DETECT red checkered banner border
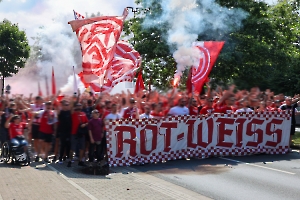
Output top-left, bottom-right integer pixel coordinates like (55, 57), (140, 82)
(106, 111), (291, 167)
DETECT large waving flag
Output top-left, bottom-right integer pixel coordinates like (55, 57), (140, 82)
(68, 9), (129, 86)
(69, 9), (141, 92)
(192, 41), (225, 95)
(78, 40), (141, 92)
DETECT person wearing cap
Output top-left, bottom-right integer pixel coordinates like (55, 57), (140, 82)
(122, 98), (139, 119)
(88, 109), (104, 166)
(69, 103), (89, 167)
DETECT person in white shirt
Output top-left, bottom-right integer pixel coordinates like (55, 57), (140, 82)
(139, 105), (154, 119)
(168, 98), (189, 116)
(105, 104), (121, 120)
(235, 99), (253, 113)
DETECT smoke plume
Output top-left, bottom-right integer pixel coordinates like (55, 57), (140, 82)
(7, 14), (84, 96)
(142, 0), (248, 79)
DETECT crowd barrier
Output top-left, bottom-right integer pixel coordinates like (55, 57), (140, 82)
(106, 111), (291, 167)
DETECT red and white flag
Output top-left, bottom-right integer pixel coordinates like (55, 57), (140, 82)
(69, 9), (128, 86)
(192, 41), (225, 95)
(134, 71), (145, 95)
(51, 66), (56, 95)
(69, 8), (140, 92)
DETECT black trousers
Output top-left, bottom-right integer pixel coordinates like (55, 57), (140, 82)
(59, 134), (71, 160)
(88, 142), (103, 162)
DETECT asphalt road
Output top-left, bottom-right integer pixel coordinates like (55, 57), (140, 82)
(132, 150), (300, 200)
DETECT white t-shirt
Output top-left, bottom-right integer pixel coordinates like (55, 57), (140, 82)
(235, 108), (254, 113)
(105, 113), (121, 120)
(139, 113), (154, 119)
(30, 103), (45, 123)
(168, 106), (189, 116)
(30, 103), (45, 111)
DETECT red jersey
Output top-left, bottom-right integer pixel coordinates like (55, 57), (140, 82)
(150, 111), (164, 119)
(39, 111), (55, 134)
(215, 105), (234, 114)
(189, 106), (199, 115)
(102, 109), (111, 120)
(71, 112), (88, 135)
(123, 107), (138, 119)
(200, 106), (214, 115)
(9, 123), (26, 139)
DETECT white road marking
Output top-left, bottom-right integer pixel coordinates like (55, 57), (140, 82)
(46, 165), (98, 200)
(219, 157), (295, 175)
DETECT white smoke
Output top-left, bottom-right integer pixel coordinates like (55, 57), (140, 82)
(142, 0), (248, 79)
(7, 14), (82, 96)
(60, 74), (85, 95)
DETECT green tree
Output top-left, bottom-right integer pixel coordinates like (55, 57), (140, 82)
(0, 19), (30, 93)
(123, 1), (176, 91)
(124, 0), (300, 94)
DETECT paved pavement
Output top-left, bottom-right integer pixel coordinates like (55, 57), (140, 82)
(0, 159), (210, 200)
(1, 149), (300, 199)
(131, 150), (300, 200)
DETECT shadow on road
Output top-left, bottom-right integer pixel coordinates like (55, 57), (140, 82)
(130, 151), (300, 175)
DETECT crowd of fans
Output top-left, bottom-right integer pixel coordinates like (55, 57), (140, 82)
(0, 84), (299, 167)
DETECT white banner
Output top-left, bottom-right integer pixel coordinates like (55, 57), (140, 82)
(106, 112), (291, 167)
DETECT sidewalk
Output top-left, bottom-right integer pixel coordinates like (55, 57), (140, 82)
(0, 160), (210, 200)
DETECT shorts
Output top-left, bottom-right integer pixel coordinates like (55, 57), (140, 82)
(71, 135), (85, 151)
(40, 132), (53, 143)
(290, 124), (296, 135)
(32, 124), (41, 139)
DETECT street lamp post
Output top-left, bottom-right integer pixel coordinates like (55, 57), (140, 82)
(126, 7), (151, 45)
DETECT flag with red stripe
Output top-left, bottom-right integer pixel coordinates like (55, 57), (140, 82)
(192, 41), (225, 95)
(69, 9), (128, 88)
(134, 71), (145, 95)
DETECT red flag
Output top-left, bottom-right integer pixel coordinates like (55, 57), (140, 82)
(192, 41), (225, 95)
(38, 82), (43, 96)
(134, 71), (145, 94)
(52, 67), (56, 95)
(77, 41), (141, 92)
(45, 76), (49, 97)
(186, 68), (193, 95)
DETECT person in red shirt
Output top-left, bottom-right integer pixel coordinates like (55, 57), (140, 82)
(189, 98), (200, 115)
(39, 102), (57, 163)
(200, 98), (214, 115)
(122, 98), (139, 119)
(215, 96), (236, 114)
(68, 103), (89, 167)
(5, 115), (28, 152)
(5, 115), (27, 140)
(150, 102), (164, 119)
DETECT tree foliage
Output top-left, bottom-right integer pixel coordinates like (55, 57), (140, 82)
(124, 0), (300, 94)
(0, 19), (30, 78)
